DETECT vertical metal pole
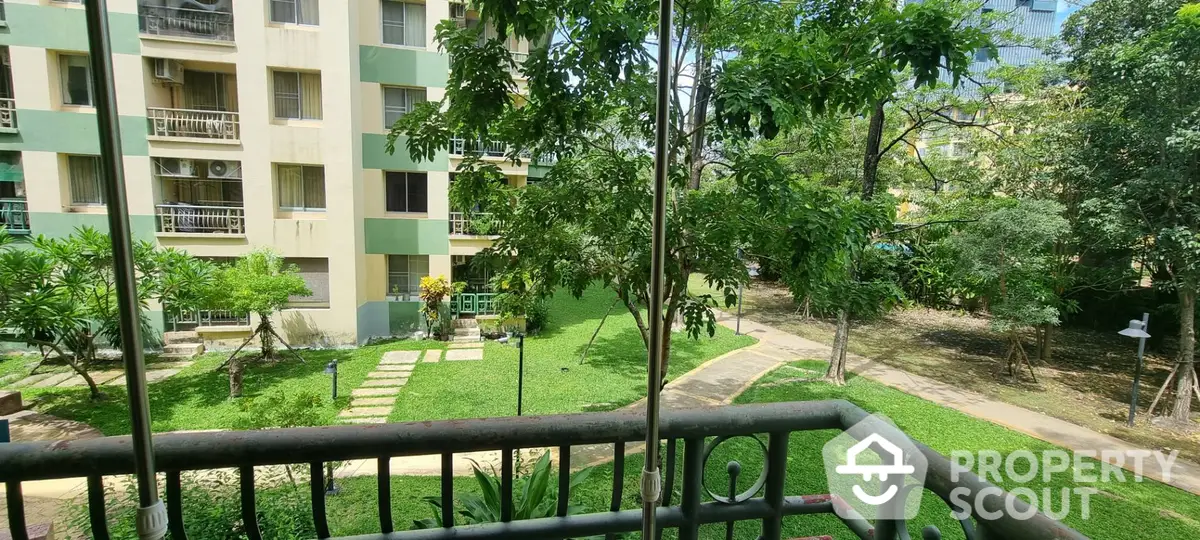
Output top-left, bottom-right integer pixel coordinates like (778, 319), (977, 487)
(82, 2), (166, 538)
(332, 361), (338, 400)
(736, 281), (743, 336)
(517, 334), (524, 417)
(642, 0), (673, 536)
(1128, 313), (1149, 426)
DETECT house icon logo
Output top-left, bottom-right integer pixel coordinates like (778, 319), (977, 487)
(835, 433), (916, 505)
(822, 414), (928, 520)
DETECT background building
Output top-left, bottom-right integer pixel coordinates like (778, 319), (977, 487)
(0, 0), (537, 346)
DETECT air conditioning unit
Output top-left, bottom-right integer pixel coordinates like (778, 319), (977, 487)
(206, 160), (240, 180)
(152, 58), (184, 85)
(158, 158), (196, 178)
(450, 2), (467, 21)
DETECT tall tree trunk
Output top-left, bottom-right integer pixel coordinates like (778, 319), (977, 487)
(1039, 324), (1054, 363)
(1171, 287), (1196, 422)
(860, 100), (886, 201)
(258, 316), (276, 359)
(688, 45), (712, 190)
(825, 310), (850, 385)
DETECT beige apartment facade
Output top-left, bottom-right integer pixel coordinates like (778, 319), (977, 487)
(0, 0), (540, 346)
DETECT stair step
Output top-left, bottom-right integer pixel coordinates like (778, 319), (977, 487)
(161, 342), (204, 359)
(163, 331), (201, 344)
(453, 319), (479, 328)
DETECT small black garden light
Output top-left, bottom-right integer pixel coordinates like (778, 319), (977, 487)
(1118, 313), (1150, 427)
(324, 360), (338, 400)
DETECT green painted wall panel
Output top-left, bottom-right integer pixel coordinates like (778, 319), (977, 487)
(359, 45), (448, 87)
(356, 302), (389, 344)
(0, 4), (140, 54)
(387, 301), (421, 335)
(0, 111), (148, 156)
(361, 134), (448, 171)
(29, 212), (156, 241)
(363, 218), (449, 255)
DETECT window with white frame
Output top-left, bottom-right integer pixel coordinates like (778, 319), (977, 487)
(67, 155), (103, 205)
(273, 70), (322, 120)
(385, 171), (428, 213)
(381, 0), (426, 47)
(382, 86), (426, 128)
(60, 54), (93, 106)
(271, 0), (320, 25)
(386, 255), (429, 299)
(276, 164), (326, 211)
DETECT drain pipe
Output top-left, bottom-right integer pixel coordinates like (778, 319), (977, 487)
(82, 1), (167, 538)
(641, 0), (674, 537)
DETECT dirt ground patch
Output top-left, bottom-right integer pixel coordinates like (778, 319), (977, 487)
(692, 275), (1200, 462)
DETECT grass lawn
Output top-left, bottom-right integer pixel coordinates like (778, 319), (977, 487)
(317, 361), (1199, 540)
(8, 286), (753, 434)
(19, 340), (443, 435)
(389, 287), (756, 421)
(689, 274), (1200, 464)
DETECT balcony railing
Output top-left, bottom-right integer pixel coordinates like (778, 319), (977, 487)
(0, 197), (28, 235)
(0, 98), (17, 132)
(449, 211), (497, 235)
(138, 4), (235, 42)
(155, 203), (245, 235)
(166, 308), (250, 331)
(449, 137), (534, 159)
(0, 401), (1081, 540)
(452, 292), (497, 315)
(148, 108), (239, 140)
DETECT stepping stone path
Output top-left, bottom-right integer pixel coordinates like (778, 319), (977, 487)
(423, 350), (442, 363)
(445, 348), (484, 362)
(448, 342), (485, 350)
(8, 362), (193, 390)
(339, 350), (420, 424)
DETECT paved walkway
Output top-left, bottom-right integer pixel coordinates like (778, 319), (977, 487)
(709, 309), (1200, 496)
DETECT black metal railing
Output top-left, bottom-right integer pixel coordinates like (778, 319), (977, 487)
(0, 401), (1082, 540)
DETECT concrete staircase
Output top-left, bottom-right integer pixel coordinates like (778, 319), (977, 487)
(451, 318), (480, 342)
(162, 331), (204, 360)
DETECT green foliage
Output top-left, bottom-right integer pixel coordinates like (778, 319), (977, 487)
(947, 199), (1070, 331)
(215, 249), (310, 319)
(414, 452), (595, 532)
(66, 469), (314, 540)
(419, 275), (457, 337)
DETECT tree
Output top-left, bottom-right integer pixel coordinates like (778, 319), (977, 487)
(213, 249), (310, 397)
(0, 227), (215, 400)
(1064, 0), (1200, 422)
(418, 275), (460, 338)
(391, 0), (989, 385)
(947, 199), (1070, 381)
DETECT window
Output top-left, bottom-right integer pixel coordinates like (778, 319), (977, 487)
(60, 55), (93, 106)
(385, 171), (428, 213)
(974, 48), (990, 62)
(381, 0), (426, 47)
(68, 155), (103, 205)
(183, 71), (231, 111)
(286, 258), (330, 307)
(273, 71), (322, 120)
(386, 255), (429, 298)
(1030, 0), (1056, 12)
(271, 0), (320, 25)
(1016, 0), (1032, 7)
(277, 164), (326, 211)
(383, 87), (426, 128)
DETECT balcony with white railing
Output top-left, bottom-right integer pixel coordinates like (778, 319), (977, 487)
(138, 3), (235, 42)
(449, 136), (534, 160)
(0, 197), (28, 235)
(0, 98), (16, 133)
(449, 211), (498, 236)
(147, 108), (239, 141)
(156, 204), (245, 235)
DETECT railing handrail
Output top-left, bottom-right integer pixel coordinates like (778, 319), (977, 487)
(156, 202), (243, 211)
(0, 97), (14, 108)
(0, 401), (1083, 540)
(147, 106), (238, 116)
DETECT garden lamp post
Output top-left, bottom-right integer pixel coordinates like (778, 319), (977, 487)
(499, 333), (527, 416)
(1118, 313), (1151, 427)
(324, 360), (338, 400)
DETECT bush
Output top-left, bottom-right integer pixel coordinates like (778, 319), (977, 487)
(525, 298), (550, 334)
(66, 469), (315, 540)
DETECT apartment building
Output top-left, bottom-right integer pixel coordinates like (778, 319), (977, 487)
(0, 0), (539, 346)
